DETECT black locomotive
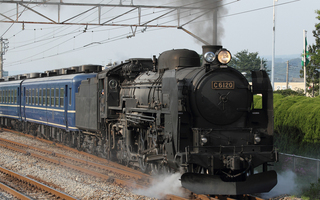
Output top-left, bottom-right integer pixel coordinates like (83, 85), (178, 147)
(0, 45), (278, 195)
(76, 45), (278, 195)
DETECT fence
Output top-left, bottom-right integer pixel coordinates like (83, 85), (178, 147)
(272, 152), (320, 184)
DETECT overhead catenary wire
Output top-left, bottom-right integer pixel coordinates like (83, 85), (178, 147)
(5, 25), (171, 67)
(5, 28), (150, 66)
(3, 0), (239, 67)
(3, 1), (211, 55)
(2, 0), (116, 45)
(220, 0), (300, 18)
(2, 0), (186, 54)
(2, 0), (302, 68)
(4, 0), (129, 54)
(0, 0), (35, 38)
(2, 0), (220, 47)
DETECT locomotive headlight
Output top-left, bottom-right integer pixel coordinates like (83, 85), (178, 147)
(201, 136), (208, 144)
(217, 49), (232, 64)
(254, 134), (261, 144)
(204, 52), (215, 63)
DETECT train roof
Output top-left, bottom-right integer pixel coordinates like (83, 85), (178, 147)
(0, 79), (22, 86)
(0, 73), (98, 87)
(21, 73), (97, 84)
(0, 65), (102, 86)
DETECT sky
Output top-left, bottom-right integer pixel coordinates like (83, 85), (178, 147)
(0, 0), (319, 76)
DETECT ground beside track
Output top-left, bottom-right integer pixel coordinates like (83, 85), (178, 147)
(0, 130), (167, 199)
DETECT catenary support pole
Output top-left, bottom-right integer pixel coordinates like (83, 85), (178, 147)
(0, 38), (3, 79)
(286, 61), (289, 89)
(271, 0), (277, 90)
(304, 30), (307, 95)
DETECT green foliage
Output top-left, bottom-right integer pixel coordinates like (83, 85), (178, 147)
(199, 54), (203, 65)
(300, 10), (320, 97)
(273, 89), (304, 97)
(273, 94), (320, 157)
(253, 95), (262, 109)
(301, 179), (320, 199)
(229, 50), (268, 81)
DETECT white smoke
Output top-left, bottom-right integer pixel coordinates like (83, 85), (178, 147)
(261, 170), (298, 199)
(133, 173), (185, 199)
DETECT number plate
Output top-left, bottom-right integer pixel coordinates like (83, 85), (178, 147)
(212, 81), (235, 89)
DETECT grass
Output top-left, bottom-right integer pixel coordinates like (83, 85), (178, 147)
(269, 91), (320, 198)
(301, 179), (320, 199)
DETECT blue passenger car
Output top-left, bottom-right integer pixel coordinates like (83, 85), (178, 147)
(0, 80), (22, 126)
(21, 73), (97, 132)
(0, 65), (103, 152)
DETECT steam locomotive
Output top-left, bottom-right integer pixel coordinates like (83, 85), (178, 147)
(0, 45), (278, 195)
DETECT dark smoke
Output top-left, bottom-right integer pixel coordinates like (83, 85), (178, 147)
(138, 0), (226, 45)
(176, 0), (226, 45)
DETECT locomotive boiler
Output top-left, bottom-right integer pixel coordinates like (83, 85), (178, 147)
(76, 45), (278, 195)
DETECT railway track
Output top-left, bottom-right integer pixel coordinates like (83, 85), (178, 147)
(0, 137), (146, 188)
(0, 181), (32, 200)
(0, 128), (267, 200)
(0, 165), (77, 200)
(0, 137), (146, 182)
(0, 128), (191, 199)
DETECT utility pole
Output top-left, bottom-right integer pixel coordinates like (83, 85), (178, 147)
(0, 38), (9, 79)
(260, 58), (265, 70)
(303, 30), (307, 95)
(271, 0), (278, 90)
(286, 61), (289, 89)
(213, 9), (218, 45)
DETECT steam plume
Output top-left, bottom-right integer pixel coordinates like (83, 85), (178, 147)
(261, 170), (298, 199)
(177, 0), (225, 45)
(133, 173), (185, 199)
(141, 0), (227, 45)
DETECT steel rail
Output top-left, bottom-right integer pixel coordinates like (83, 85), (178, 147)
(0, 129), (191, 199)
(0, 137), (144, 181)
(0, 141), (189, 200)
(2, 128), (148, 177)
(0, 165), (77, 200)
(213, 195), (265, 200)
(0, 182), (33, 200)
(0, 141), (143, 188)
(165, 194), (191, 200)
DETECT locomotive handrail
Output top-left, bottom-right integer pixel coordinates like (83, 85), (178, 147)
(108, 106), (122, 110)
(127, 119), (138, 124)
(137, 105), (150, 108)
(187, 145), (275, 155)
(126, 115), (155, 122)
(126, 113), (155, 120)
(193, 127), (253, 131)
(121, 83), (162, 87)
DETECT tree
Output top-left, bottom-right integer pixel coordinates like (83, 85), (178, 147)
(300, 10), (320, 97)
(228, 50), (268, 81)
